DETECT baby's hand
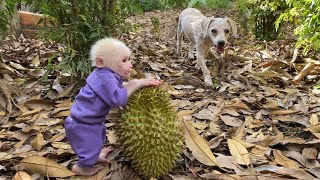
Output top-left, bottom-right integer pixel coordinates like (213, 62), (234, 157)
(141, 79), (162, 87)
(125, 79), (162, 98)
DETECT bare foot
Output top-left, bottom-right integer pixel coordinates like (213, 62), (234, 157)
(98, 146), (113, 163)
(72, 164), (104, 176)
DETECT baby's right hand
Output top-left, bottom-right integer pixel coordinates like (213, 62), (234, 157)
(125, 79), (162, 98)
(141, 79), (162, 87)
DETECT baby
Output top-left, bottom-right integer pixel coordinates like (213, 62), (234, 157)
(65, 37), (162, 176)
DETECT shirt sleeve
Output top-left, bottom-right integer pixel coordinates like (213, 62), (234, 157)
(86, 72), (128, 108)
(96, 76), (128, 108)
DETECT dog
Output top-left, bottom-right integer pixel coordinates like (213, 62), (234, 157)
(176, 8), (237, 85)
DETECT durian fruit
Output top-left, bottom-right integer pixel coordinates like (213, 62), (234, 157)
(116, 86), (184, 178)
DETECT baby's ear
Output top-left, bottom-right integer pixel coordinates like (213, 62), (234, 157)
(96, 57), (105, 68)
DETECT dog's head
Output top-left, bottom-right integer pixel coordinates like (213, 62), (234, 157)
(202, 17), (237, 54)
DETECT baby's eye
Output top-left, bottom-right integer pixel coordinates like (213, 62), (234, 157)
(122, 58), (128, 63)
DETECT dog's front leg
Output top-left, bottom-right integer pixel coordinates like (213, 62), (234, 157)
(188, 43), (195, 59)
(196, 46), (213, 86)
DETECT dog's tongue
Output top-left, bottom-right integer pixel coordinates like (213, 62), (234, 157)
(216, 46), (224, 54)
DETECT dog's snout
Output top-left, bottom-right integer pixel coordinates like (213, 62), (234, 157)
(217, 40), (225, 47)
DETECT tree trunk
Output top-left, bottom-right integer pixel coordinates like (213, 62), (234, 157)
(70, 0), (79, 19)
(108, 0), (116, 15)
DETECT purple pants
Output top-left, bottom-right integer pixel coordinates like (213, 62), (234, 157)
(65, 116), (106, 168)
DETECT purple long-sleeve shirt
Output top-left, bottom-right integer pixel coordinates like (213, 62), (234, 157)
(70, 68), (128, 124)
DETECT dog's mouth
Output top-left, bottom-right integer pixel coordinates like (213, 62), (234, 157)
(215, 46), (225, 54)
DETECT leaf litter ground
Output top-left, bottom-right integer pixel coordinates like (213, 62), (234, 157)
(1, 9), (320, 180)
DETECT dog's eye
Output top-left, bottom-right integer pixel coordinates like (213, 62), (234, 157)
(225, 29), (230, 34)
(211, 29), (217, 34)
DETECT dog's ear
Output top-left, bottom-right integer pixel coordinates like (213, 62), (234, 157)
(226, 18), (238, 38)
(201, 17), (215, 37)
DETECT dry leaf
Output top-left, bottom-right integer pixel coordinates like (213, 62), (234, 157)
(32, 55), (40, 67)
(304, 125), (320, 139)
(31, 132), (44, 151)
(10, 61), (28, 71)
(28, 69), (45, 78)
(302, 147), (317, 159)
(225, 100), (250, 110)
(227, 139), (251, 165)
(51, 142), (71, 150)
(292, 62), (315, 83)
(20, 156), (75, 177)
(199, 172), (240, 180)
(220, 115), (243, 127)
(182, 120), (218, 166)
(168, 174), (193, 180)
(276, 167), (316, 179)
(51, 110), (70, 117)
(24, 99), (54, 110)
(58, 83), (76, 98)
(177, 109), (196, 117)
(307, 167), (320, 178)
(270, 109), (300, 115)
(13, 171), (32, 180)
(190, 122), (208, 130)
(215, 154), (239, 170)
(263, 99), (278, 109)
(19, 108), (43, 118)
(283, 150), (320, 168)
(50, 133), (66, 142)
(310, 114), (319, 126)
(221, 108), (240, 116)
(273, 150), (300, 168)
(193, 109), (214, 120)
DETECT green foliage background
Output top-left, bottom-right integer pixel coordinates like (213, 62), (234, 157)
(276, 0), (320, 52)
(0, 0), (319, 81)
(236, 0), (288, 41)
(24, 0), (144, 80)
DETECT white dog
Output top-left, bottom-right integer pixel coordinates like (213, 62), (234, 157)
(176, 8), (237, 85)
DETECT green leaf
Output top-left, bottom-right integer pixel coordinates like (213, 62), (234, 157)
(89, 32), (99, 39)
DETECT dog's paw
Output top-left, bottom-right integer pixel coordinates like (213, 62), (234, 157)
(204, 77), (213, 86)
(204, 79), (213, 86)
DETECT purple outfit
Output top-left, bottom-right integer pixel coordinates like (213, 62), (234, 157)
(65, 68), (127, 168)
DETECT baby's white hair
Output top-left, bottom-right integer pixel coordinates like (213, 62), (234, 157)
(90, 37), (130, 67)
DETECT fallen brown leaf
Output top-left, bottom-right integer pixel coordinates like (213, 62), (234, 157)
(182, 120), (219, 166)
(20, 156), (75, 177)
(273, 150), (300, 168)
(13, 171), (32, 180)
(302, 147), (317, 160)
(227, 139), (251, 166)
(31, 132), (44, 151)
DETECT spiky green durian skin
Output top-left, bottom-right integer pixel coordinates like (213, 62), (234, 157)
(116, 87), (184, 178)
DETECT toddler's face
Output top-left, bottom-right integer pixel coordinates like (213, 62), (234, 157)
(112, 48), (132, 80)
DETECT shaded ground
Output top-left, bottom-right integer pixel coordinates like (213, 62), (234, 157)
(1, 8), (320, 180)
